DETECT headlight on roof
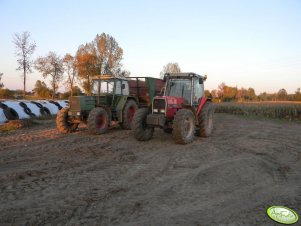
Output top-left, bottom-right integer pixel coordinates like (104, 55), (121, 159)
(153, 109), (158, 113)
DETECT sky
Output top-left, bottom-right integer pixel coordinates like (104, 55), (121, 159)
(0, 0), (300, 94)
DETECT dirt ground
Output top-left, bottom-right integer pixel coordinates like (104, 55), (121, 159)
(0, 114), (300, 226)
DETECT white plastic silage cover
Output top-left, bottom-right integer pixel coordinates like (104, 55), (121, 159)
(2, 101), (30, 119)
(37, 101), (59, 115)
(57, 100), (69, 108)
(0, 108), (7, 124)
(22, 101), (43, 117)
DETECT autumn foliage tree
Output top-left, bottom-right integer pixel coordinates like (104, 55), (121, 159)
(13, 31), (36, 96)
(0, 73), (4, 89)
(35, 52), (64, 99)
(160, 62), (181, 78)
(76, 43), (97, 95)
(76, 33), (126, 95)
(93, 33), (124, 75)
(33, 80), (50, 98)
(63, 53), (77, 97)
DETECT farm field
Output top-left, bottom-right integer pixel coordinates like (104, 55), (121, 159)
(0, 113), (300, 225)
(214, 102), (301, 121)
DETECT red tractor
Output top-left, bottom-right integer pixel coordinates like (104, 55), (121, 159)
(132, 72), (214, 144)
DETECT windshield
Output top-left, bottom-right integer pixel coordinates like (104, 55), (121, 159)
(91, 79), (114, 95)
(165, 79), (192, 103)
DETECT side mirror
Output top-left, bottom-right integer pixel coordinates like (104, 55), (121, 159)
(199, 78), (203, 84)
(121, 84), (125, 89)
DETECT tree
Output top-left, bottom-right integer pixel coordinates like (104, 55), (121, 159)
(204, 90), (211, 98)
(76, 33), (127, 94)
(236, 88), (248, 102)
(247, 88), (256, 101)
(63, 53), (77, 97)
(35, 52), (64, 99)
(76, 43), (97, 95)
(277, 88), (288, 101)
(13, 31), (36, 96)
(33, 80), (50, 98)
(93, 33), (124, 76)
(0, 73), (4, 88)
(294, 88), (301, 101)
(0, 89), (14, 98)
(160, 62), (181, 78)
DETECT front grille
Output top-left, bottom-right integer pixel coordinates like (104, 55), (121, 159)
(153, 98), (166, 109)
(69, 97), (81, 111)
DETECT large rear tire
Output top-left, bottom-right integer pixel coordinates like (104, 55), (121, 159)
(121, 100), (138, 130)
(172, 109), (195, 144)
(198, 102), (214, 137)
(56, 108), (79, 133)
(87, 107), (109, 135)
(132, 108), (154, 141)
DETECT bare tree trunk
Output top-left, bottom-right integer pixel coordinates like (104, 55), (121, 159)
(52, 80), (55, 99)
(23, 59), (26, 97)
(23, 68), (26, 97)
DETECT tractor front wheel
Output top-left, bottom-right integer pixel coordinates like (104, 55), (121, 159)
(132, 108), (154, 141)
(198, 102), (214, 137)
(87, 107), (109, 134)
(56, 108), (79, 133)
(121, 100), (138, 130)
(172, 109), (195, 144)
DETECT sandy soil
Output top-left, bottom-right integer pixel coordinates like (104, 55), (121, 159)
(0, 114), (300, 226)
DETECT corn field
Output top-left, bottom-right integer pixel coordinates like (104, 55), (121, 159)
(214, 102), (301, 121)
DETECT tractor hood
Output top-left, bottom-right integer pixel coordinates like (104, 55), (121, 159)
(153, 96), (185, 118)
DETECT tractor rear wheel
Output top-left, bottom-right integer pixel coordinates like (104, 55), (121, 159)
(132, 108), (154, 141)
(121, 100), (138, 130)
(87, 107), (109, 135)
(172, 109), (195, 144)
(56, 108), (79, 133)
(198, 102), (214, 137)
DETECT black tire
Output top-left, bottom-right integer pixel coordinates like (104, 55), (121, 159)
(42, 107), (51, 115)
(163, 128), (173, 133)
(172, 109), (195, 144)
(56, 108), (79, 133)
(19, 102), (27, 108)
(132, 108), (154, 141)
(198, 102), (214, 137)
(121, 100), (138, 130)
(31, 101), (43, 109)
(24, 107), (32, 116)
(49, 100), (62, 110)
(0, 103), (8, 109)
(87, 107), (109, 135)
(4, 107), (19, 120)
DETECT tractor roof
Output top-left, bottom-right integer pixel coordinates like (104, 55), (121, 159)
(92, 74), (127, 80)
(165, 72), (206, 80)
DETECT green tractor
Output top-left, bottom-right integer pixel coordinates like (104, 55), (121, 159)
(56, 75), (165, 134)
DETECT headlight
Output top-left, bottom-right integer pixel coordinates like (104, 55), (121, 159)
(160, 109), (165, 113)
(77, 112), (81, 116)
(153, 109), (158, 113)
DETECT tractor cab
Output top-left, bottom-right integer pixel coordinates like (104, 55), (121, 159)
(91, 75), (129, 108)
(164, 72), (206, 106)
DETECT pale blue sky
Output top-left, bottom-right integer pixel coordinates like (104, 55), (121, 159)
(0, 0), (300, 93)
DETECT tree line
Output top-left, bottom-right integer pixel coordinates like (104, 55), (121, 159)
(0, 31), (127, 99)
(206, 83), (301, 102)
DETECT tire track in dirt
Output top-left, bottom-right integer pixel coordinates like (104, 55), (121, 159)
(0, 114), (301, 225)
